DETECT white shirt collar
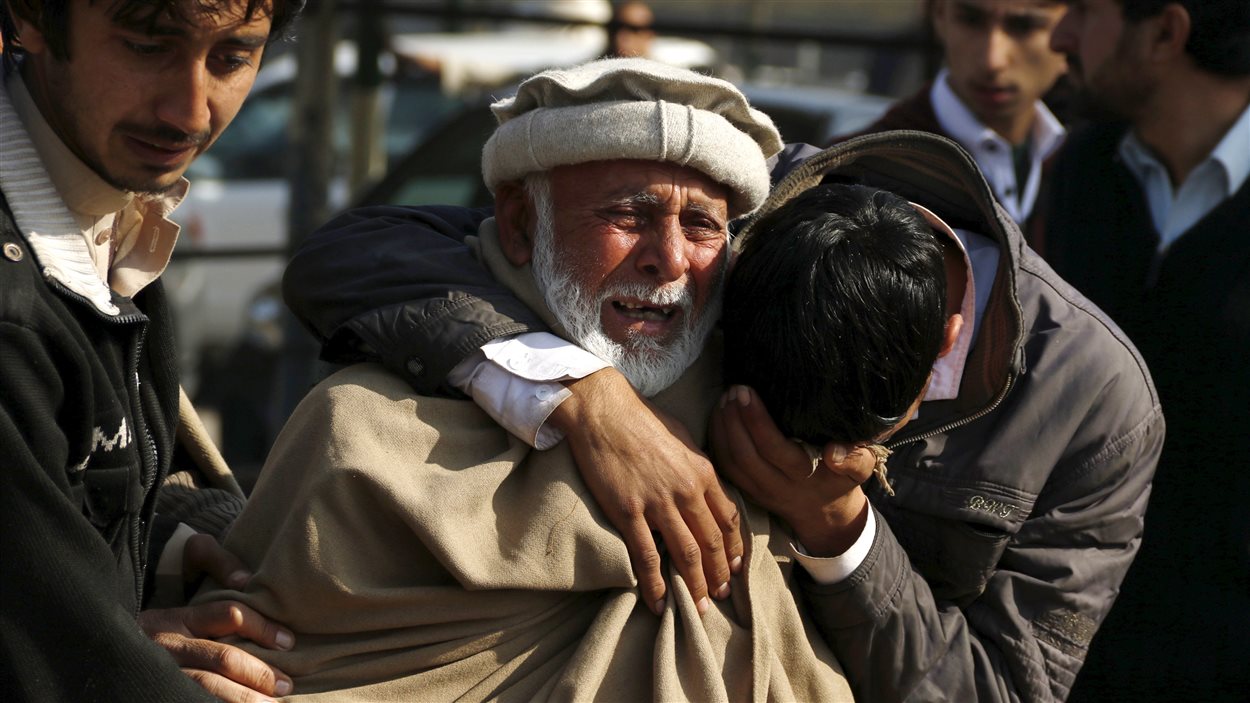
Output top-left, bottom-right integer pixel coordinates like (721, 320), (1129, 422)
(1121, 98), (1250, 200)
(3, 68), (186, 303)
(1212, 100), (1250, 198)
(930, 69), (1065, 223)
(1117, 99), (1250, 249)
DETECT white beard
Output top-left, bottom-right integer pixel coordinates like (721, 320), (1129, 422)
(527, 177), (723, 397)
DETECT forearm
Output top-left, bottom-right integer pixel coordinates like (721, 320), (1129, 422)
(0, 429), (211, 701)
(800, 513), (1018, 703)
(800, 416), (1161, 703)
(282, 204), (548, 394)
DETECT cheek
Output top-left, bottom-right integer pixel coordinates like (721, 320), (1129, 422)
(1026, 43), (1067, 78)
(208, 81), (257, 135)
(558, 230), (633, 282)
(688, 246), (728, 293)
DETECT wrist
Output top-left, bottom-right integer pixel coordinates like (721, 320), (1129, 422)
(788, 489), (869, 558)
(548, 367), (629, 434)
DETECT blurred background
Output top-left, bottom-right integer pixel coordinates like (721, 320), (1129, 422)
(169, 0), (938, 486)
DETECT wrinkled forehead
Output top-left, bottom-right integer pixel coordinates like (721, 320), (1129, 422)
(553, 160), (732, 216)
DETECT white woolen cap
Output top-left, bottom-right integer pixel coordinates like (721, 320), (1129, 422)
(481, 57), (783, 216)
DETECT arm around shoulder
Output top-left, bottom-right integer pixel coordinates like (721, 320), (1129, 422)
(282, 204), (549, 394)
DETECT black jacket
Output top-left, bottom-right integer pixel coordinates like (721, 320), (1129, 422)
(0, 191), (213, 701)
(283, 133), (1163, 701)
(1046, 121), (1250, 702)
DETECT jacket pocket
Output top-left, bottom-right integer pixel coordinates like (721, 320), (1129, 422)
(80, 466), (141, 542)
(883, 510), (1013, 607)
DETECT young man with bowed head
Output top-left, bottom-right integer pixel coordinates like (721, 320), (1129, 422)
(0, 1), (303, 700)
(1044, 1), (1250, 699)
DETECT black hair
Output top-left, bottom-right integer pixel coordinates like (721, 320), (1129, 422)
(3, 0), (305, 65)
(722, 183), (949, 446)
(1119, 0), (1250, 76)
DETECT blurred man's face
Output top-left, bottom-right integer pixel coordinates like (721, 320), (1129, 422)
(933, 0), (1069, 143)
(1050, 0), (1155, 120)
(529, 160), (730, 396)
(16, 0), (272, 193)
(607, 1), (655, 59)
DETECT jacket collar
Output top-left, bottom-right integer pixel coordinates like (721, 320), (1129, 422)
(737, 130), (1027, 435)
(0, 68), (185, 313)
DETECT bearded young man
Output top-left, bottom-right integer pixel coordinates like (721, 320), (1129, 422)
(1044, 1), (1250, 699)
(0, 1), (304, 700)
(196, 59), (857, 700)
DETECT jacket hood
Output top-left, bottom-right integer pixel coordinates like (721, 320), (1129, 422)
(739, 130), (1028, 441)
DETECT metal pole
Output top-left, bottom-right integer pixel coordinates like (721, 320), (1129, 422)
(278, 0), (339, 435)
(350, 0), (386, 196)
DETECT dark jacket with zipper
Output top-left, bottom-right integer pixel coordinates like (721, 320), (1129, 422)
(283, 132), (1163, 702)
(0, 191), (214, 701)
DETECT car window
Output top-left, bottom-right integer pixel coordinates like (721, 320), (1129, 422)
(355, 101), (498, 209)
(189, 70), (467, 182)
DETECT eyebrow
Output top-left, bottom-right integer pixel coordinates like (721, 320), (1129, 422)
(607, 191), (662, 207)
(683, 201), (728, 225)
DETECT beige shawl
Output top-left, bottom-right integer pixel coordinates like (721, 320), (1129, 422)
(197, 222), (853, 702)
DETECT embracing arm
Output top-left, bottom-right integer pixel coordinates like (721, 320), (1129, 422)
(804, 407), (1160, 702)
(282, 204), (547, 395)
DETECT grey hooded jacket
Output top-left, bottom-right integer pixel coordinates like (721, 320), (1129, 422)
(284, 132), (1164, 702)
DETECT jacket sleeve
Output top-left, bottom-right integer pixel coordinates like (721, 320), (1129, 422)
(0, 323), (215, 702)
(799, 406), (1164, 703)
(282, 204), (549, 395)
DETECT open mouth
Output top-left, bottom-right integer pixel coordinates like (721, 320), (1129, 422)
(612, 299), (678, 322)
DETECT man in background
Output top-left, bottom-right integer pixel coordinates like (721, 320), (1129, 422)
(847, 0), (1068, 249)
(1045, 1), (1250, 700)
(605, 0), (654, 59)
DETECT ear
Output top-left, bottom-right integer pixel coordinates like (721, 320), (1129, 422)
(937, 312), (964, 359)
(494, 181), (534, 267)
(1147, 3), (1192, 62)
(9, 5), (49, 55)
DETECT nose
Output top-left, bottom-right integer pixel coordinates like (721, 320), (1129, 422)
(156, 60), (212, 137)
(981, 27), (1011, 73)
(636, 216), (689, 283)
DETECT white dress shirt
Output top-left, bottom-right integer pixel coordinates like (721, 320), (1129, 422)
(931, 69), (1066, 225)
(447, 333), (610, 449)
(1118, 100), (1250, 253)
